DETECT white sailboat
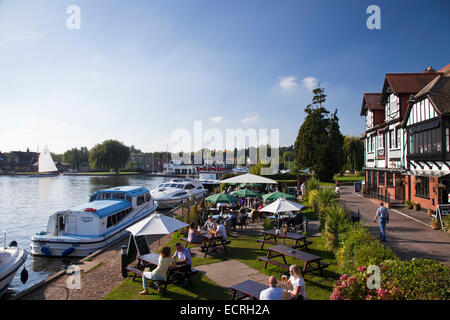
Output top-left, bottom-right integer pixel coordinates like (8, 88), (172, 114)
(29, 146), (59, 177)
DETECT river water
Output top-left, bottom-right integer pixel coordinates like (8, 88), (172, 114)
(0, 174), (171, 295)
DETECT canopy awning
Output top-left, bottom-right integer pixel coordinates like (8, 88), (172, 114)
(259, 198), (304, 213)
(220, 173), (277, 184)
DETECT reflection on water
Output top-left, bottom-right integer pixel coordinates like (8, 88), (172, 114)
(0, 174), (169, 294)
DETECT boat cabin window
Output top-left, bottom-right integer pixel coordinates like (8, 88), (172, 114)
(170, 184), (178, 188)
(185, 184), (194, 190)
(112, 192), (125, 200)
(158, 184), (164, 187)
(99, 193), (112, 200)
(145, 193), (151, 202)
(137, 195), (145, 206)
(176, 184), (184, 188)
(163, 183), (171, 187)
(58, 215), (65, 231)
(197, 186), (203, 189)
(174, 192), (187, 197)
(107, 207), (132, 228)
(126, 195), (132, 202)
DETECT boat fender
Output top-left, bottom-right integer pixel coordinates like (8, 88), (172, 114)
(61, 246), (75, 257)
(40, 246), (51, 257)
(8, 240), (18, 247)
(21, 267), (28, 284)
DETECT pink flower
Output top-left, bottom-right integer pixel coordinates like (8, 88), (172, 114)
(340, 274), (349, 281)
(348, 276), (357, 284)
(357, 266), (367, 272)
(365, 295), (372, 300)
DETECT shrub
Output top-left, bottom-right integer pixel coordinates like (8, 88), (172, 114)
(198, 197), (206, 209)
(263, 218), (273, 231)
(323, 205), (350, 251)
(185, 204), (199, 224)
(305, 177), (320, 196)
(331, 259), (450, 300)
(308, 189), (319, 211)
(336, 224), (397, 274)
(315, 187), (339, 227)
(405, 200), (413, 209)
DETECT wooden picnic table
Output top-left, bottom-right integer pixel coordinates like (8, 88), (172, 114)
(259, 244), (329, 276)
(181, 231), (230, 258)
(258, 229), (311, 250)
(230, 280), (269, 300)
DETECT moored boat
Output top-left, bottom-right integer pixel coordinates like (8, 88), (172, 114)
(150, 179), (206, 209)
(30, 186), (158, 257)
(0, 237), (28, 297)
(28, 146), (59, 177)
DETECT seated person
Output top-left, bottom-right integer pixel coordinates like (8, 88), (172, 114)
(140, 246), (173, 295)
(259, 276), (284, 300)
(173, 242), (192, 271)
(214, 220), (227, 240)
(201, 215), (217, 232)
(286, 211), (296, 227)
(282, 265), (306, 300)
(187, 222), (206, 244)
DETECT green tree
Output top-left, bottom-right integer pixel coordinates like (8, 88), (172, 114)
(88, 140), (130, 174)
(342, 136), (364, 173)
(294, 87), (344, 181)
(63, 147), (89, 170)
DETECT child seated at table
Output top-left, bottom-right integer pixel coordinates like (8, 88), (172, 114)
(187, 222), (206, 244)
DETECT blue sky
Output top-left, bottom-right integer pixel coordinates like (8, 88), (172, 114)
(0, 0), (449, 153)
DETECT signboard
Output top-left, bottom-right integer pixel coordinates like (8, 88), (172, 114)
(354, 181), (362, 193)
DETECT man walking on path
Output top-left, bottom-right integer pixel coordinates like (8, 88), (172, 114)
(374, 202), (389, 242)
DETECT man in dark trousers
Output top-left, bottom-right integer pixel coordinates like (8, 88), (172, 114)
(374, 202), (389, 242)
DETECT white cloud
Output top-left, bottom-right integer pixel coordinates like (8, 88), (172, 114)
(302, 76), (319, 91)
(279, 76), (298, 91)
(0, 31), (43, 46)
(241, 112), (260, 124)
(210, 116), (222, 124)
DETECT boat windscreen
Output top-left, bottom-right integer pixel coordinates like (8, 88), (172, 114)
(112, 193), (125, 200)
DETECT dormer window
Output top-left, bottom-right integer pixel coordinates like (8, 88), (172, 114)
(386, 94), (399, 116)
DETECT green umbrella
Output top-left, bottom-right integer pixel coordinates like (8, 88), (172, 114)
(263, 191), (295, 201)
(230, 188), (261, 198)
(205, 193), (238, 204)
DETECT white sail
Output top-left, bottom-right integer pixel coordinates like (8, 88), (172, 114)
(38, 146), (58, 173)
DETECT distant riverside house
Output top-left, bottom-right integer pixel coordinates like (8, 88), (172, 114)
(361, 64), (450, 210)
(3, 151), (38, 171)
(127, 153), (164, 172)
(55, 161), (72, 173)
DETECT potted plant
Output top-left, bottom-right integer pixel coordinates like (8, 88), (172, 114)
(413, 202), (421, 211)
(405, 200), (413, 209)
(431, 219), (441, 230)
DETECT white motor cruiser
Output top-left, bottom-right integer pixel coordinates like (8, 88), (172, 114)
(150, 179), (206, 209)
(30, 186), (158, 257)
(0, 235), (28, 297)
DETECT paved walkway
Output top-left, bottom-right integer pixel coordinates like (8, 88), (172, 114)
(195, 260), (268, 288)
(340, 186), (450, 264)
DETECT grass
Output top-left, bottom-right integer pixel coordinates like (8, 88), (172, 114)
(105, 272), (231, 300)
(105, 229), (340, 300)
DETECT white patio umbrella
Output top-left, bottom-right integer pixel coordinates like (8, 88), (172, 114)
(220, 173), (277, 184)
(259, 198), (304, 214)
(127, 213), (189, 237)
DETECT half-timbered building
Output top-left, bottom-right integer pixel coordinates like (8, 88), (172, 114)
(402, 65), (450, 210)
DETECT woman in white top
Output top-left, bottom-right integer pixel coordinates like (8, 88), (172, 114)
(282, 264), (306, 300)
(139, 246), (173, 295)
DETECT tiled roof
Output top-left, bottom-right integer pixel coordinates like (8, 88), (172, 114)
(414, 74), (450, 114)
(360, 93), (383, 116)
(384, 73), (439, 95)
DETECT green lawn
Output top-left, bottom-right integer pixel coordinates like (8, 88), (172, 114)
(105, 231), (340, 300)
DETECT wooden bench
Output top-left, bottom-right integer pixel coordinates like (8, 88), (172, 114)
(258, 256), (290, 270)
(126, 265), (199, 294)
(256, 238), (312, 250)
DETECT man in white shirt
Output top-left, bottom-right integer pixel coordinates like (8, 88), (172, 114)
(173, 243), (192, 268)
(214, 220), (227, 240)
(259, 276), (284, 300)
(201, 215), (217, 231)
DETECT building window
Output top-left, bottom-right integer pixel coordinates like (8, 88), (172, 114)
(409, 128), (441, 155)
(378, 134), (383, 149)
(379, 172), (385, 186)
(387, 172), (394, 187)
(415, 176), (429, 198)
(389, 130), (394, 149)
(396, 128), (401, 148)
